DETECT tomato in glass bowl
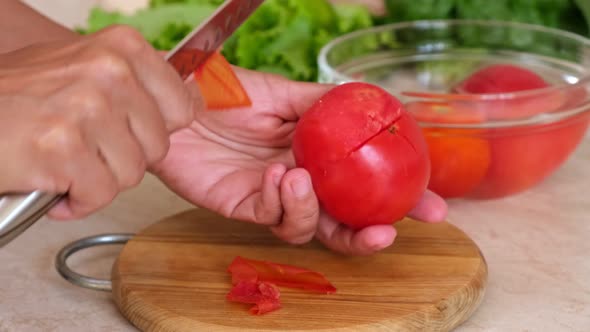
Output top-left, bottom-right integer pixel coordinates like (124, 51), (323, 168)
(318, 20), (590, 199)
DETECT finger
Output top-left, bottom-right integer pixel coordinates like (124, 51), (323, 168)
(270, 168), (319, 245)
(315, 214), (397, 256)
(47, 150), (118, 220)
(233, 67), (333, 121)
(110, 78), (170, 166)
(81, 107), (147, 190)
(94, 25), (203, 131)
(74, 39), (171, 165)
(253, 163), (286, 225)
(407, 190), (448, 223)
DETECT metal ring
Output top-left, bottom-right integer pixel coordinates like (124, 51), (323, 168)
(55, 233), (134, 292)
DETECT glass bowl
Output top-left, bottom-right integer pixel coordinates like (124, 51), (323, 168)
(318, 20), (590, 199)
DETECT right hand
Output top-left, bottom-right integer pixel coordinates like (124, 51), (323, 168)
(0, 25), (203, 220)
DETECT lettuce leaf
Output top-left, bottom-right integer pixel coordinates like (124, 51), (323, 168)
(80, 3), (218, 50)
(222, 0), (373, 81)
(79, 0), (374, 82)
(383, 0), (588, 36)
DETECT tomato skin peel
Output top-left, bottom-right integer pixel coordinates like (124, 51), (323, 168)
(225, 256), (336, 315)
(293, 82), (430, 229)
(193, 51), (252, 110)
(227, 256), (336, 294)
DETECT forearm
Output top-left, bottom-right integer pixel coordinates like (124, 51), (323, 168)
(0, 0), (78, 53)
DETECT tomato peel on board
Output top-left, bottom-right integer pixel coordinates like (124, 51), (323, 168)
(226, 280), (282, 315)
(226, 256), (336, 315)
(227, 256), (336, 294)
(193, 51), (252, 110)
(293, 82), (430, 229)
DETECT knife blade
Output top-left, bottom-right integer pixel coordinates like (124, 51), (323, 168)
(0, 0), (263, 247)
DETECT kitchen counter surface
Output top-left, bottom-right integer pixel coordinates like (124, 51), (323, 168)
(1, 1), (589, 331)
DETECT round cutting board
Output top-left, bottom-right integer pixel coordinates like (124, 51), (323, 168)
(111, 209), (487, 332)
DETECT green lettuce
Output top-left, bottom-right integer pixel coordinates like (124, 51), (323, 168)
(383, 0), (589, 36)
(222, 0), (374, 81)
(79, 0), (374, 81)
(80, 1), (220, 50)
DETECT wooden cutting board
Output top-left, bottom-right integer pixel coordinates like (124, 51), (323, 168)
(111, 208), (487, 332)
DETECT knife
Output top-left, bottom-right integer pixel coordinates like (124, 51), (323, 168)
(0, 0), (264, 247)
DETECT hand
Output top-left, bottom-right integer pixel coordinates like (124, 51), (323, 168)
(0, 25), (202, 220)
(153, 68), (448, 255)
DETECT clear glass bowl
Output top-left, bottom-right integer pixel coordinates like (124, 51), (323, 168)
(318, 20), (590, 199)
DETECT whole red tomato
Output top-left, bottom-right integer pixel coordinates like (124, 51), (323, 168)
(469, 114), (590, 198)
(406, 100), (490, 198)
(454, 64), (566, 120)
(292, 83), (430, 229)
(455, 64), (590, 198)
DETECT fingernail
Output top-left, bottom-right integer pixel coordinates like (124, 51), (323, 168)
(290, 176), (310, 198)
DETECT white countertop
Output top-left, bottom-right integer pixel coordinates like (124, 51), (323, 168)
(1, 1), (589, 331)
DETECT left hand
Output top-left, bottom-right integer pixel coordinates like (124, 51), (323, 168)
(152, 67), (448, 255)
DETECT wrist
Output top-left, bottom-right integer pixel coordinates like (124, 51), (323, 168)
(0, 0), (80, 53)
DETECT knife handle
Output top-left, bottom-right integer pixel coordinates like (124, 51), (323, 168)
(0, 192), (62, 247)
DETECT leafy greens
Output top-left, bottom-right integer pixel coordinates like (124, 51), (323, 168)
(79, 0), (590, 82)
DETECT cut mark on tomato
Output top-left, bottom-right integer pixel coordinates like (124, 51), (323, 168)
(346, 115), (400, 157)
(388, 124), (398, 134)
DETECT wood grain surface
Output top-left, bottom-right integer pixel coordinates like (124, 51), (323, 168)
(111, 208), (487, 332)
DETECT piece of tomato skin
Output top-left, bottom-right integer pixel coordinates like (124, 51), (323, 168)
(193, 51), (252, 110)
(227, 256), (337, 294)
(226, 280), (282, 315)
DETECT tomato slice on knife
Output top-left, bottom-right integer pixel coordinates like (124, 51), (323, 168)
(193, 51), (252, 110)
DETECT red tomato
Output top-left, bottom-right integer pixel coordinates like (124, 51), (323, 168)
(292, 83), (430, 229)
(469, 114), (590, 198)
(454, 64), (566, 120)
(454, 64), (590, 198)
(455, 64), (548, 93)
(407, 101), (491, 198)
(193, 51), (252, 110)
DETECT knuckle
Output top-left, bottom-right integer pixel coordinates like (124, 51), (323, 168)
(102, 25), (148, 55)
(95, 181), (118, 207)
(35, 119), (86, 157)
(30, 170), (69, 194)
(86, 48), (133, 83)
(69, 89), (110, 121)
(273, 226), (314, 246)
(120, 159), (146, 189)
(165, 106), (194, 132)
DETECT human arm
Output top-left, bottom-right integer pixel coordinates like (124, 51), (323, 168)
(0, 0), (79, 53)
